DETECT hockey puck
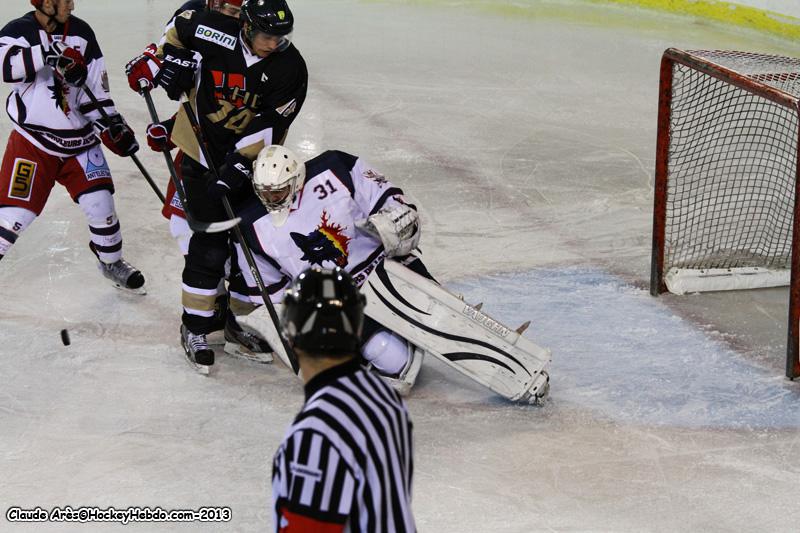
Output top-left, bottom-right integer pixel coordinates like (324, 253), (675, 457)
(60, 329), (71, 346)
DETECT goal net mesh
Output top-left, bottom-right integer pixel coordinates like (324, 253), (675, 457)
(665, 50), (800, 272)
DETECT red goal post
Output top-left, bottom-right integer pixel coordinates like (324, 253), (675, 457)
(650, 48), (800, 378)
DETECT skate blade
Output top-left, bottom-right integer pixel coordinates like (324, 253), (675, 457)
(223, 342), (274, 364)
(110, 281), (147, 295)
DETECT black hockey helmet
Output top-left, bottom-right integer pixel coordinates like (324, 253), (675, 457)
(282, 267), (366, 357)
(240, 0), (294, 36)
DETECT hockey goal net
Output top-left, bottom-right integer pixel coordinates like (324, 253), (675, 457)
(650, 48), (800, 378)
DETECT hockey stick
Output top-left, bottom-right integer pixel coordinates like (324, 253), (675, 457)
(180, 100), (300, 375)
(80, 86), (166, 204)
(135, 87), (240, 233)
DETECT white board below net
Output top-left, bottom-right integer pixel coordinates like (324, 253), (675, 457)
(664, 267), (791, 295)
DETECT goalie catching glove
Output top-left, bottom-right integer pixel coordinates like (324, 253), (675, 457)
(94, 114), (139, 157)
(357, 203), (421, 257)
(43, 41), (87, 87)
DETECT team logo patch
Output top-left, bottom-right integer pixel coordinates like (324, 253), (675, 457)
(363, 168), (386, 185)
(195, 25), (237, 50)
(290, 211), (351, 267)
(275, 99), (297, 118)
(82, 147), (112, 181)
(8, 158), (37, 201)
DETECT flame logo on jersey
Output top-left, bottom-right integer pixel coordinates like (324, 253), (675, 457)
(290, 211), (351, 268)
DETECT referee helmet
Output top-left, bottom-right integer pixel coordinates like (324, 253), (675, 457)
(282, 267), (366, 356)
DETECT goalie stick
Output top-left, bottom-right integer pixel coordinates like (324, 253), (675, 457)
(180, 99), (300, 375)
(131, 86), (240, 233)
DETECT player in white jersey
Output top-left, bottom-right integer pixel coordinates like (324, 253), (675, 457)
(0, 0), (144, 292)
(227, 145), (425, 387)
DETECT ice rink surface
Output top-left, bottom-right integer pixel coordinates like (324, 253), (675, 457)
(2, 0), (800, 531)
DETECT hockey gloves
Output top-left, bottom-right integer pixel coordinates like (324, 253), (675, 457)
(95, 114), (139, 157)
(154, 44), (198, 101)
(356, 203), (421, 257)
(125, 43), (162, 92)
(207, 152), (253, 200)
(44, 41), (88, 87)
(146, 118), (176, 152)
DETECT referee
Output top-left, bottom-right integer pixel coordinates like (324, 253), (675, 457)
(272, 267), (416, 532)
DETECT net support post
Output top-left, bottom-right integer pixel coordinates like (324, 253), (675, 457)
(650, 50), (674, 296)
(786, 108), (800, 379)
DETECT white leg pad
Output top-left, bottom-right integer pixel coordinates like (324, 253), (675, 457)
(360, 260), (552, 403)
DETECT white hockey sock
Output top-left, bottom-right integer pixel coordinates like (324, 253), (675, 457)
(0, 207), (36, 259)
(78, 190), (122, 264)
(362, 330), (411, 376)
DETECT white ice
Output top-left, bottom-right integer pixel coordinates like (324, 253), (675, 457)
(2, 1), (800, 531)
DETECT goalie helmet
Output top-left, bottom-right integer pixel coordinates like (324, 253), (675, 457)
(252, 144), (304, 226)
(282, 267), (366, 356)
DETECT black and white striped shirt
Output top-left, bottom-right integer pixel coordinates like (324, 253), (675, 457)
(272, 358), (415, 532)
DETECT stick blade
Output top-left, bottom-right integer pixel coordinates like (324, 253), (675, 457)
(187, 216), (241, 233)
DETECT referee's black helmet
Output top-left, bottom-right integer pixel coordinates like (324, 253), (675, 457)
(282, 267), (366, 356)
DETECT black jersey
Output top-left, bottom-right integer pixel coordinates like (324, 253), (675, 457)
(161, 9), (307, 167)
(272, 359), (416, 532)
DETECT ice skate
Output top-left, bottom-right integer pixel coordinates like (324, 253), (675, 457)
(91, 243), (146, 294)
(223, 314), (273, 364)
(181, 325), (214, 375)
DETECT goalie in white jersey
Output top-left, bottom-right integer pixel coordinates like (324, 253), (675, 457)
(0, 0), (144, 292)
(236, 145), (552, 402)
(231, 145), (427, 390)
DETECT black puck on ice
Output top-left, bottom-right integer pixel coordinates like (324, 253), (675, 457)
(60, 329), (71, 346)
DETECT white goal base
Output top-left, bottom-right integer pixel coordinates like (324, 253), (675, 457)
(664, 267), (790, 295)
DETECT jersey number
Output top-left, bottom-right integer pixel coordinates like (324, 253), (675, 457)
(313, 180), (338, 200)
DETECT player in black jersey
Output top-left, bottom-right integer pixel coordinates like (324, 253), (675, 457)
(154, 0), (308, 369)
(272, 267), (416, 532)
(124, 1), (272, 363)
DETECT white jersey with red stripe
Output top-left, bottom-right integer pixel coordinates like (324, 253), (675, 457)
(0, 12), (118, 157)
(237, 150), (415, 302)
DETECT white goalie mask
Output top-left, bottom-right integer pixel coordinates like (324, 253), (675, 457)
(252, 145), (305, 227)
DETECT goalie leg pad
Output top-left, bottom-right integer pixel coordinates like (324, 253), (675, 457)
(360, 260), (551, 403)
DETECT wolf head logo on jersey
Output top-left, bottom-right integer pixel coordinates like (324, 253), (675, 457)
(290, 211), (351, 268)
